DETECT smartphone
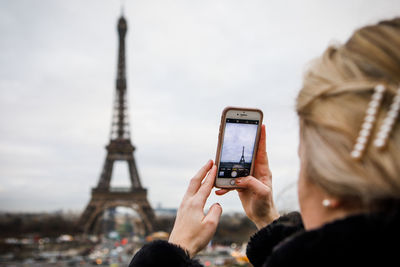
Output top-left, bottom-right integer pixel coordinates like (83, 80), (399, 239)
(215, 107), (263, 189)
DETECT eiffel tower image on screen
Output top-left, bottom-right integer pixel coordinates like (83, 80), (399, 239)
(239, 146), (245, 165)
(80, 15), (155, 234)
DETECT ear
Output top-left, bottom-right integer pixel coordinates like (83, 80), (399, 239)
(329, 198), (340, 208)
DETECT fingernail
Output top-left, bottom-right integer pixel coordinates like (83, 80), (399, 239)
(235, 178), (241, 184)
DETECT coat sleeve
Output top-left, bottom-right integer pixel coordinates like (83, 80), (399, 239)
(129, 240), (203, 267)
(246, 212), (304, 267)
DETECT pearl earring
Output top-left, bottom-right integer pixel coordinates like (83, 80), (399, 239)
(322, 199), (331, 208)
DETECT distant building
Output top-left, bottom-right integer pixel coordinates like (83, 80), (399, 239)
(154, 203), (177, 217)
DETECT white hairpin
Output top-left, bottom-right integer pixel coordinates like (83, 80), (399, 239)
(351, 84), (386, 159)
(373, 86), (400, 149)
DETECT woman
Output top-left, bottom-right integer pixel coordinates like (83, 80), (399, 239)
(130, 18), (400, 267)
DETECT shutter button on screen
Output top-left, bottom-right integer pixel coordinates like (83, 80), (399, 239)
(230, 179), (236, 185)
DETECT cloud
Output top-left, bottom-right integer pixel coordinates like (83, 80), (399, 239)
(220, 122), (258, 163)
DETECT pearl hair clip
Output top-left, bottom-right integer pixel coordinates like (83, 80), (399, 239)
(351, 84), (386, 159)
(373, 86), (400, 149)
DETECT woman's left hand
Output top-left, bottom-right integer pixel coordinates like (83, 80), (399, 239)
(168, 160), (222, 258)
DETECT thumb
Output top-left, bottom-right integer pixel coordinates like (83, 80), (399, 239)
(215, 189), (230, 196)
(203, 203), (222, 226)
(235, 176), (270, 197)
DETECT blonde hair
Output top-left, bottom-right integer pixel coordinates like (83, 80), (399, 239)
(297, 18), (400, 210)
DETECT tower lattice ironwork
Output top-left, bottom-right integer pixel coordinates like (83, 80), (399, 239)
(80, 15), (155, 234)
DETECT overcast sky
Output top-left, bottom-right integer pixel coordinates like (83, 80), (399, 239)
(0, 0), (399, 214)
(220, 122), (258, 163)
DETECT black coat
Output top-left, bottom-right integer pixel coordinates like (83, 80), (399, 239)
(129, 209), (400, 267)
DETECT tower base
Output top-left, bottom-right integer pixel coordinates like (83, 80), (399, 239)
(79, 188), (155, 235)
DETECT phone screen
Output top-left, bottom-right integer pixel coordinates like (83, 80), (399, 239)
(218, 118), (259, 178)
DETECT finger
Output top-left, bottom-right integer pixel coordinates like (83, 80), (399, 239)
(202, 203), (222, 227)
(256, 124), (268, 165)
(197, 165), (217, 202)
(254, 125), (272, 183)
(215, 189), (230, 195)
(186, 160), (213, 196)
(235, 176), (271, 197)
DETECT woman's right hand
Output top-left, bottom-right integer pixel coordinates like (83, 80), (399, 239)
(216, 124), (280, 229)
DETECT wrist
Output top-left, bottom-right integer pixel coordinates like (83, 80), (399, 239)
(254, 209), (280, 230)
(168, 238), (196, 258)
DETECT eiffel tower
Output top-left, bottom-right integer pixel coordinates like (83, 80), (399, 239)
(239, 146), (245, 165)
(79, 15), (155, 234)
